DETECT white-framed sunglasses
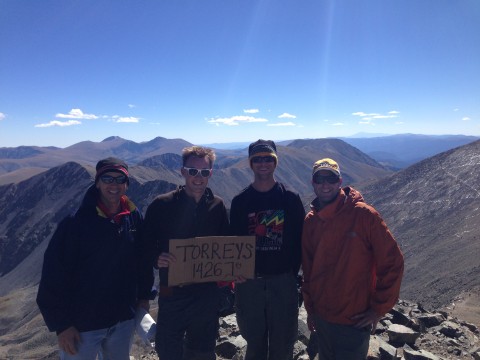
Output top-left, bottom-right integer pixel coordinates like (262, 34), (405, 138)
(183, 167), (212, 177)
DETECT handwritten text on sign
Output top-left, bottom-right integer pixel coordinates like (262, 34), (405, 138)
(168, 236), (255, 286)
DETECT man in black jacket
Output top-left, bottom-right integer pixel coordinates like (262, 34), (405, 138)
(37, 157), (151, 360)
(140, 146), (229, 360)
(230, 140), (305, 360)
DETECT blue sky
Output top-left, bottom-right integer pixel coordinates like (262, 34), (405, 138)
(1, 1), (479, 148)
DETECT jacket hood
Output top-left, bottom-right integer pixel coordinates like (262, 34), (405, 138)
(76, 184), (99, 214)
(342, 186), (365, 204)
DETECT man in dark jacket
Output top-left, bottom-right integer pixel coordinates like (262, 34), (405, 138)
(230, 139), (305, 360)
(37, 157), (151, 360)
(140, 146), (229, 360)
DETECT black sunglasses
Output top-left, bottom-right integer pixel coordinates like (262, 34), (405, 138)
(100, 174), (128, 184)
(251, 156), (275, 164)
(183, 167), (212, 177)
(313, 174), (340, 184)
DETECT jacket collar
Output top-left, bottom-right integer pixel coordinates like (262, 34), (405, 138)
(176, 185), (215, 204)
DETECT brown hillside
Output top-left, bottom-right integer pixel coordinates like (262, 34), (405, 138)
(361, 140), (480, 310)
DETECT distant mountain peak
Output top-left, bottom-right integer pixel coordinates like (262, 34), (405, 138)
(102, 136), (126, 142)
(149, 136), (168, 141)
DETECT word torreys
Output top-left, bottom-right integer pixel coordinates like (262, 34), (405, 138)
(168, 236), (256, 286)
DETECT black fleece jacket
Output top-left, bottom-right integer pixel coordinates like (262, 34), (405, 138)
(36, 185), (147, 334)
(139, 186), (230, 290)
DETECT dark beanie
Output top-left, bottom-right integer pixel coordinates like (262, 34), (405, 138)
(95, 157), (129, 183)
(248, 139), (278, 164)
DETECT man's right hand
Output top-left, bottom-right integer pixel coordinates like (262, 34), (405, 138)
(157, 252), (176, 268)
(58, 326), (80, 355)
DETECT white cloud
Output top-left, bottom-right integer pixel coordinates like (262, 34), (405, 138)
(372, 115), (396, 119)
(278, 113), (296, 119)
(454, 108), (459, 112)
(352, 112), (379, 117)
(354, 110), (399, 126)
(267, 122), (296, 127)
(353, 111), (398, 119)
(35, 120), (82, 128)
(56, 108), (98, 120)
(40, 108), (142, 126)
(128, 104), (136, 109)
(395, 121), (404, 125)
(112, 116), (140, 123)
(208, 115), (268, 126)
(0, 112), (5, 121)
(332, 122), (344, 126)
(243, 109), (259, 114)
(359, 119), (374, 125)
(462, 117), (471, 121)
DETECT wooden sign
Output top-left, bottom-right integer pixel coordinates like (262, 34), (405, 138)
(167, 236), (256, 286)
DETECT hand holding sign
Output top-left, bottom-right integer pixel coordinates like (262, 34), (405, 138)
(168, 236), (256, 286)
(157, 252), (176, 268)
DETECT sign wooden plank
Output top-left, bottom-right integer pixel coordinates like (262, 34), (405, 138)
(167, 236), (256, 286)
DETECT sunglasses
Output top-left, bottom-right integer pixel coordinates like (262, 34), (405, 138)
(183, 167), (212, 177)
(100, 174), (128, 184)
(251, 156), (275, 164)
(313, 174), (340, 184)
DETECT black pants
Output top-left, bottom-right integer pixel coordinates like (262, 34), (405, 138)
(155, 284), (220, 360)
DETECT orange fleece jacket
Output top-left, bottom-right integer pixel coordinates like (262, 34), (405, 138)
(302, 187), (404, 325)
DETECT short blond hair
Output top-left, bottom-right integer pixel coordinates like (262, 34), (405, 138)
(182, 146), (216, 168)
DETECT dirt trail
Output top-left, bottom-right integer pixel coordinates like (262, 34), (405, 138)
(449, 288), (480, 327)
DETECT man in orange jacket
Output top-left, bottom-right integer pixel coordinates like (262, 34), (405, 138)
(302, 158), (404, 360)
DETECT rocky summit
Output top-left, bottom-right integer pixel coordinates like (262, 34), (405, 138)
(129, 300), (480, 360)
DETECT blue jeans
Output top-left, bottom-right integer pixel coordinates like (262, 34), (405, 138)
(235, 273), (299, 360)
(312, 316), (370, 360)
(60, 319), (134, 360)
(155, 284), (220, 360)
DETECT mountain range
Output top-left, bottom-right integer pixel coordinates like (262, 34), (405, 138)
(1, 134), (477, 185)
(338, 134), (479, 169)
(202, 134), (480, 170)
(0, 134), (479, 358)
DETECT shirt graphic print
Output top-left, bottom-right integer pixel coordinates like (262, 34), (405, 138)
(247, 209), (285, 251)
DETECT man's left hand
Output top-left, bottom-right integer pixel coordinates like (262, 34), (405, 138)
(351, 308), (380, 334)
